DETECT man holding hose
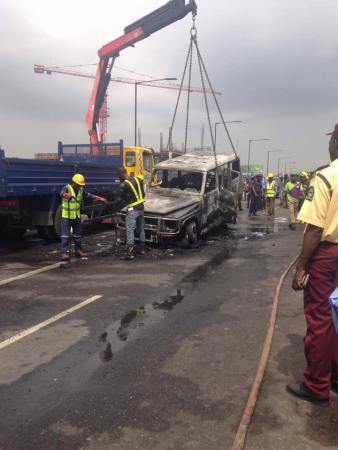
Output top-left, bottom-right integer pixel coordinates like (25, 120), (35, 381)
(287, 124), (338, 406)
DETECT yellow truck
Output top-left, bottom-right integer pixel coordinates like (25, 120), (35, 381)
(122, 146), (155, 186)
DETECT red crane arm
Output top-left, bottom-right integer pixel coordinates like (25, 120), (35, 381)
(86, 0), (197, 146)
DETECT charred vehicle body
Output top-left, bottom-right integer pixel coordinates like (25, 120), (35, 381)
(117, 153), (241, 244)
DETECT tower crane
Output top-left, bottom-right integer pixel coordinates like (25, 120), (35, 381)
(34, 63), (220, 143)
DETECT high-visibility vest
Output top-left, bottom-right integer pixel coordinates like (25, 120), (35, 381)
(266, 181), (277, 198)
(124, 177), (145, 207)
(62, 184), (82, 219)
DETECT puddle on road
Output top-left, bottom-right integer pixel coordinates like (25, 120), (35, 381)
(98, 289), (185, 363)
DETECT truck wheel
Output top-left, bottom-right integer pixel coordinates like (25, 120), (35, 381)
(54, 205), (62, 238)
(185, 220), (199, 244)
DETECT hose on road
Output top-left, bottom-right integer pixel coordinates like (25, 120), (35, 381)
(231, 256), (298, 450)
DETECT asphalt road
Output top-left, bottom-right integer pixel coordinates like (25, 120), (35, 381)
(0, 208), (301, 450)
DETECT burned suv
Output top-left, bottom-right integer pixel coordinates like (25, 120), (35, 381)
(117, 152), (241, 244)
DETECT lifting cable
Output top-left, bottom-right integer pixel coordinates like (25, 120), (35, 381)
(166, 15), (238, 166)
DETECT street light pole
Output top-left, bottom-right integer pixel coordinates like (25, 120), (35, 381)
(277, 156), (289, 177)
(134, 77), (177, 146)
(266, 149), (282, 175)
(214, 120), (242, 150)
(285, 161), (296, 174)
(247, 138), (271, 177)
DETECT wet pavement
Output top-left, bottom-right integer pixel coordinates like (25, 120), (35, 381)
(0, 207), (308, 449)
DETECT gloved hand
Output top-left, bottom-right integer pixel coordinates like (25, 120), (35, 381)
(63, 193), (72, 200)
(94, 195), (108, 203)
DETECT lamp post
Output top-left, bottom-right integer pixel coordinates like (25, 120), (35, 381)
(277, 156), (289, 178)
(247, 138), (271, 177)
(285, 161), (296, 174)
(266, 149), (282, 176)
(214, 120), (242, 150)
(135, 77), (177, 146)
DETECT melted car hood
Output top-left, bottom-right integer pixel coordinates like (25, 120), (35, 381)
(144, 190), (201, 216)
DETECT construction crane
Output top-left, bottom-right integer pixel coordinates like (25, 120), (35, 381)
(34, 64), (221, 143)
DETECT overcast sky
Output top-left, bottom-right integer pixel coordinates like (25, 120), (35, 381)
(1, 0), (338, 173)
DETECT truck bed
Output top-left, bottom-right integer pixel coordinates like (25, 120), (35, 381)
(0, 155), (121, 198)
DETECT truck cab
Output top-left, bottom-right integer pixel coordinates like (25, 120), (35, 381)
(123, 146), (155, 186)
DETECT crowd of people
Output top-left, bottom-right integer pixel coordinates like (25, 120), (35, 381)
(242, 170), (310, 228)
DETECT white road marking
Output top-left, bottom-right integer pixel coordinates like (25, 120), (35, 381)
(0, 295), (103, 350)
(0, 262), (62, 287)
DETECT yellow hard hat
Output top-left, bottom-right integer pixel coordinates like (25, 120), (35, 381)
(72, 173), (85, 186)
(267, 173), (274, 178)
(301, 171), (309, 179)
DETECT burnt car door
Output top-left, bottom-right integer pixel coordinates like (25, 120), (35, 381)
(203, 170), (220, 222)
(219, 165), (237, 217)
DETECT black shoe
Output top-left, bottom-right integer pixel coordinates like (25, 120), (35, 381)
(286, 383), (329, 407)
(289, 224), (296, 230)
(331, 382), (338, 394)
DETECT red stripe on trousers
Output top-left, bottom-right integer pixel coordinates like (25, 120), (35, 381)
(303, 241), (338, 398)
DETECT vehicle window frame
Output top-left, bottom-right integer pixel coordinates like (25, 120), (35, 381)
(142, 151), (153, 172)
(204, 170), (217, 194)
(152, 168), (203, 192)
(125, 151), (136, 167)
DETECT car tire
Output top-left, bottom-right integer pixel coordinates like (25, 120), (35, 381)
(185, 220), (199, 244)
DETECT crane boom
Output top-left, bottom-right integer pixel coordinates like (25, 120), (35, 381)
(86, 0), (197, 147)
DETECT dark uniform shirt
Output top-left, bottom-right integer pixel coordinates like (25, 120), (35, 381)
(117, 177), (145, 210)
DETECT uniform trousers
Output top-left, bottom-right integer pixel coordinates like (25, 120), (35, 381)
(61, 218), (82, 253)
(266, 197), (275, 216)
(287, 199), (299, 224)
(303, 242), (338, 398)
(126, 208), (145, 245)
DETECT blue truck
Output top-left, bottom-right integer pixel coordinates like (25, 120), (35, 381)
(0, 141), (123, 240)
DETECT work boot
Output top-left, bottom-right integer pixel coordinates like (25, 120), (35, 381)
(75, 248), (88, 258)
(126, 245), (135, 260)
(289, 224), (296, 230)
(61, 253), (70, 262)
(286, 383), (329, 407)
(137, 243), (146, 255)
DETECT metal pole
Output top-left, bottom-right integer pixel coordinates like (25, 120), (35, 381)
(267, 151), (270, 176)
(247, 140), (252, 177)
(214, 122), (217, 150)
(134, 83), (138, 147)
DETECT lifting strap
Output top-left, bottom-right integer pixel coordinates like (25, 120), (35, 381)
(166, 15), (238, 169)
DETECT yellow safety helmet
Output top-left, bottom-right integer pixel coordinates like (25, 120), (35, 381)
(267, 172), (274, 178)
(72, 173), (86, 186)
(300, 171), (309, 179)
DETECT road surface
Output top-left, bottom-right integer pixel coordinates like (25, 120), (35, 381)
(0, 208), (300, 450)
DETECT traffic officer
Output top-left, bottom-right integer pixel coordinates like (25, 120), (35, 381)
(266, 173), (277, 216)
(287, 124), (338, 406)
(60, 174), (107, 261)
(284, 172), (301, 229)
(118, 167), (146, 260)
(299, 171), (310, 211)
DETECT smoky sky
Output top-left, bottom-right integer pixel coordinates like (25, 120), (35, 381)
(1, 0), (338, 172)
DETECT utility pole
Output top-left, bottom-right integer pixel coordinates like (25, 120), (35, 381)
(137, 128), (141, 147)
(200, 124), (205, 152)
(247, 138), (271, 176)
(160, 132), (164, 153)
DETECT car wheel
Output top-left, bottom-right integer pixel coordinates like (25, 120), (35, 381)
(185, 220), (199, 244)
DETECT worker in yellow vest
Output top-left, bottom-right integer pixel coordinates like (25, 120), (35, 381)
(118, 167), (146, 260)
(266, 173), (277, 216)
(60, 174), (107, 261)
